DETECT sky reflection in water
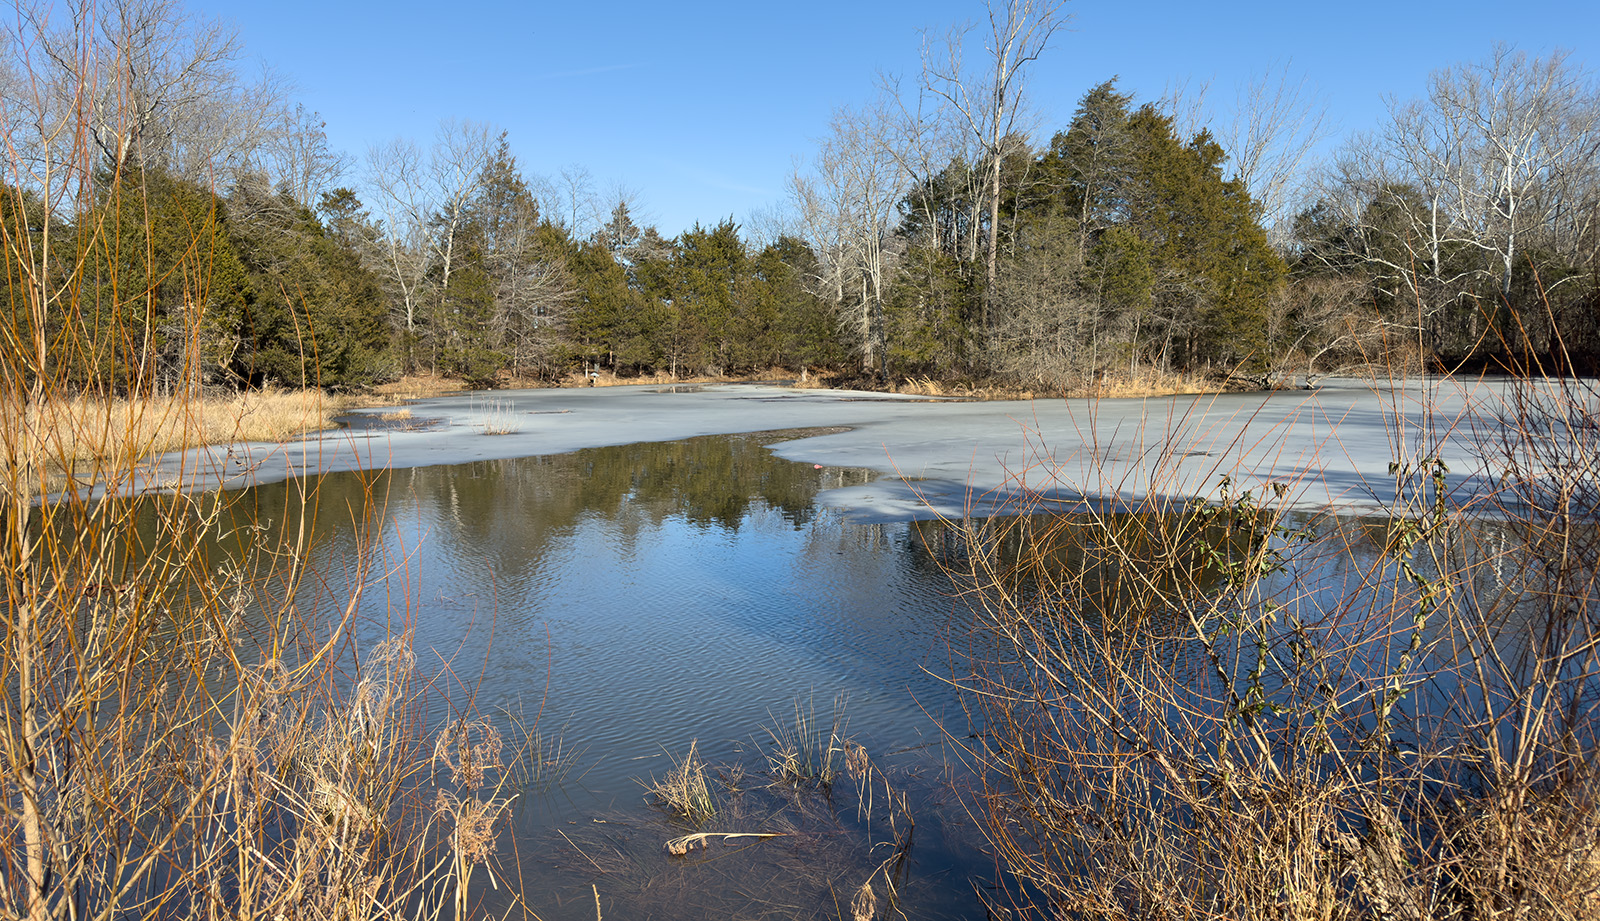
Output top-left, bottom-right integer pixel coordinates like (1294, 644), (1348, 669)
(248, 431), (985, 918)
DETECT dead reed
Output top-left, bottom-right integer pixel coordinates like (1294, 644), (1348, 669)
(647, 739), (718, 825)
(628, 698), (920, 917)
(763, 693), (850, 788)
(944, 365), (1600, 919)
(0, 23), (545, 920)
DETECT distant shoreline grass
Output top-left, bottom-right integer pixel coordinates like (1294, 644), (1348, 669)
(20, 388), (357, 468)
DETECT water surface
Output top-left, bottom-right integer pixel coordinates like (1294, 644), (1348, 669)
(233, 430), (990, 918)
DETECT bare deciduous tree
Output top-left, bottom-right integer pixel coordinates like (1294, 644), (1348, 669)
(260, 103), (351, 206)
(364, 137), (432, 342)
(1215, 63), (1331, 237)
(920, 0), (1069, 327)
(6, 0), (287, 198)
(363, 121), (496, 371)
(1396, 46), (1598, 299)
(791, 97), (911, 378)
(426, 120), (496, 303)
(1324, 47), (1599, 312)
(557, 162), (598, 238)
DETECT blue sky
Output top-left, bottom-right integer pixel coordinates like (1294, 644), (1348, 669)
(197, 0), (1597, 237)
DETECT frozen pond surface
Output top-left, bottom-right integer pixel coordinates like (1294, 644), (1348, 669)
(155, 375), (1514, 517)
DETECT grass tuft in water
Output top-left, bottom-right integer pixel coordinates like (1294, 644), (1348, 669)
(647, 739), (718, 824)
(763, 693), (850, 787)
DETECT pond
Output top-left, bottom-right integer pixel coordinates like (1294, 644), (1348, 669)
(222, 429), (995, 918)
(135, 385), (1599, 921)
(99, 377), (1597, 919)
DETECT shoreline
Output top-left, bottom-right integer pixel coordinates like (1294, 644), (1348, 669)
(136, 376), (1515, 522)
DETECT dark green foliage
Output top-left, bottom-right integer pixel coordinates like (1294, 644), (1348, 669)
(436, 222), (503, 387)
(750, 237), (849, 372)
(887, 244), (978, 378)
(76, 168), (252, 393)
(566, 234), (663, 372)
(0, 186), (56, 384)
(671, 219), (744, 374)
(231, 179), (392, 389)
(1039, 79), (1139, 250)
(968, 80), (1287, 382)
(1116, 109), (1282, 369)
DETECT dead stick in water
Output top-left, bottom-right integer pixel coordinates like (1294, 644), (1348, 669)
(665, 831), (788, 856)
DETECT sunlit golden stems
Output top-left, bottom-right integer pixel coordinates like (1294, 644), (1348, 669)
(1, 17), (537, 920)
(948, 359), (1599, 918)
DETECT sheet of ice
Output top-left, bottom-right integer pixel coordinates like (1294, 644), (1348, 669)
(144, 377), (1515, 521)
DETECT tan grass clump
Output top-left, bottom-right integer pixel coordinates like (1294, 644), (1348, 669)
(763, 694), (849, 787)
(648, 739), (718, 824)
(663, 831), (787, 856)
(1080, 366), (1212, 399)
(9, 387), (346, 468)
(370, 373), (471, 401)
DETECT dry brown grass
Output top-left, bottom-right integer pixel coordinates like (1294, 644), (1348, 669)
(895, 369), (1215, 400)
(945, 366), (1600, 920)
(369, 373), (472, 401)
(1077, 366), (1214, 399)
(560, 368), (730, 388)
(647, 740), (718, 825)
(831, 366), (1218, 401)
(11, 388), (354, 468)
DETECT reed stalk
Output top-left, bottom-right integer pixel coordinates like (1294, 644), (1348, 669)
(947, 347), (1600, 918)
(0, 17), (538, 920)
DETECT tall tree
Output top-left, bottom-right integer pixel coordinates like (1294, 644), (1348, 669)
(363, 120), (496, 373)
(229, 175), (390, 389)
(920, 0), (1069, 329)
(471, 138), (568, 378)
(671, 219), (745, 374)
(1316, 46), (1600, 363)
(77, 167), (251, 393)
(792, 97), (911, 379)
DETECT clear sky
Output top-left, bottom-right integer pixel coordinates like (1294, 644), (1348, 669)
(193, 0), (1597, 237)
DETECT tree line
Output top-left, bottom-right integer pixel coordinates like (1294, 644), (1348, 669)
(5, 0), (1596, 397)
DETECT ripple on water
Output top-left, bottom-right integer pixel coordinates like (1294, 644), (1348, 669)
(238, 432), (984, 917)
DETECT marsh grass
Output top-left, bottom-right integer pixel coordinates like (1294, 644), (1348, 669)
(763, 693), (850, 787)
(370, 373), (472, 401)
(582, 715), (941, 919)
(10, 388), (348, 469)
(944, 359), (1600, 919)
(894, 365), (1218, 401)
(0, 22), (547, 921)
(474, 397), (524, 436)
(647, 739), (718, 825)
(518, 721), (582, 789)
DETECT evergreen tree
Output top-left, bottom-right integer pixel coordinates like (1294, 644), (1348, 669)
(671, 220), (745, 374)
(231, 176), (391, 389)
(78, 168), (251, 393)
(754, 236), (849, 371)
(470, 139), (568, 379)
(436, 220), (502, 386)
